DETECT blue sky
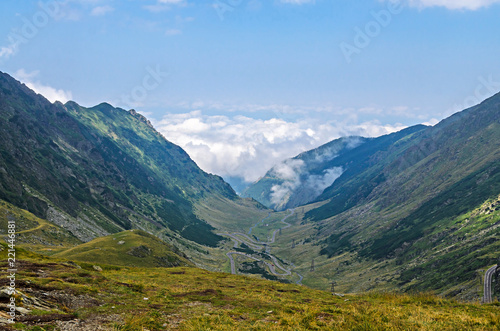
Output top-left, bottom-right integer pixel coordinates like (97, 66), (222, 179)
(1, 0), (500, 188)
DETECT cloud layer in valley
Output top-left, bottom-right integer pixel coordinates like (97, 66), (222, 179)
(155, 111), (406, 185)
(269, 159), (344, 207)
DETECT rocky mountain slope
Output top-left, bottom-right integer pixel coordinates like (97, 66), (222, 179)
(0, 71), (247, 252)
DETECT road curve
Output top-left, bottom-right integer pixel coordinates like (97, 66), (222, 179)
(483, 265), (497, 303)
(220, 209), (296, 278)
(226, 209), (295, 247)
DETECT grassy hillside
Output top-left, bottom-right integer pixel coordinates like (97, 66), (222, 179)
(0, 252), (498, 330)
(0, 199), (81, 248)
(194, 196), (269, 232)
(266, 194), (499, 301)
(255, 94), (500, 298)
(53, 230), (192, 268)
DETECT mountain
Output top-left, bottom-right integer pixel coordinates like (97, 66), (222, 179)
(243, 126), (427, 210)
(260, 92), (500, 299)
(242, 136), (366, 210)
(2, 68), (498, 302)
(0, 71), (240, 250)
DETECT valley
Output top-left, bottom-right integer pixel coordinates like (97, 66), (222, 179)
(0, 70), (499, 329)
(218, 209), (301, 282)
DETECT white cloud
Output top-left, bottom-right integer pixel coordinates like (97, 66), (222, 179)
(158, 0), (185, 3)
(269, 162), (344, 207)
(396, 0), (500, 10)
(280, 0), (315, 4)
(272, 159), (305, 181)
(165, 28), (182, 36)
(91, 5), (114, 16)
(270, 159), (305, 205)
(268, 139), (351, 208)
(0, 43), (19, 60)
(13, 69), (73, 103)
(144, 0), (186, 12)
(154, 110), (406, 184)
(305, 167), (344, 192)
(423, 118), (439, 126)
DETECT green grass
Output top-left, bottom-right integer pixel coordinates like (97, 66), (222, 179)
(0, 199), (81, 248)
(0, 252), (498, 330)
(52, 230), (192, 268)
(194, 196), (268, 232)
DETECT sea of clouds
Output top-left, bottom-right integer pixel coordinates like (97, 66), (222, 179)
(155, 110), (406, 186)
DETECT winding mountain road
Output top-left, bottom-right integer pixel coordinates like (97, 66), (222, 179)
(483, 265), (497, 303)
(219, 209), (302, 282)
(226, 251), (291, 276)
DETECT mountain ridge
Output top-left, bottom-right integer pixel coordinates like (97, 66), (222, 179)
(241, 91), (500, 299)
(0, 71), (241, 251)
(243, 125), (428, 211)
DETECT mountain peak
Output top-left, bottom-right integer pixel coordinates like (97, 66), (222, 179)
(129, 108), (154, 128)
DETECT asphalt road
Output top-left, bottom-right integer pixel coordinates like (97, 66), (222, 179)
(484, 265), (497, 303)
(219, 209), (299, 279)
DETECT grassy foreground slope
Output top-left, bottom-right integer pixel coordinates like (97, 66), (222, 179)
(0, 250), (498, 330)
(52, 230), (192, 268)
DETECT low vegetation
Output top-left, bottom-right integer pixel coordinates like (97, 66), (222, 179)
(52, 230), (192, 268)
(0, 248), (498, 330)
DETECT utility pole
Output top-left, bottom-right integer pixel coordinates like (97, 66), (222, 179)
(292, 239), (295, 249)
(310, 259), (315, 272)
(330, 281), (337, 294)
